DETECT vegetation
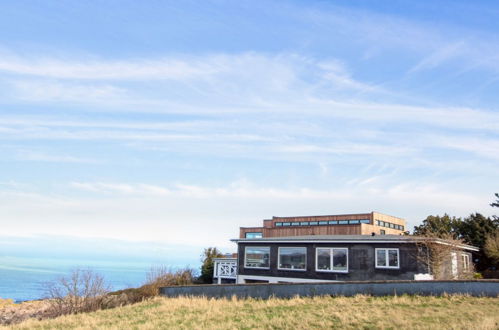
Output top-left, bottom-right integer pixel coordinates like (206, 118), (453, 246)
(484, 229), (499, 263)
(44, 269), (110, 317)
(108, 267), (195, 305)
(199, 247), (224, 284)
(9, 295), (499, 329)
(413, 194), (499, 272)
(414, 233), (474, 280)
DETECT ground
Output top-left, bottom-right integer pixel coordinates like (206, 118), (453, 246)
(4, 295), (499, 329)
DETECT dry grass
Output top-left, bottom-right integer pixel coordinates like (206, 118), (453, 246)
(6, 294), (499, 330)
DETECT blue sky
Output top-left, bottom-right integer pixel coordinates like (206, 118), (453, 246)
(0, 1), (498, 260)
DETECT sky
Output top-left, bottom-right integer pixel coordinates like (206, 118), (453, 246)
(0, 0), (498, 263)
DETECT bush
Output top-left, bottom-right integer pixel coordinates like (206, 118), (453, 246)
(106, 267), (195, 306)
(44, 269), (110, 317)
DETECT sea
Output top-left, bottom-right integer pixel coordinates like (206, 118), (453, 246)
(0, 256), (180, 302)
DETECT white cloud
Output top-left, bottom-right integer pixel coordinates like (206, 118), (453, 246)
(16, 150), (101, 164)
(0, 180), (494, 248)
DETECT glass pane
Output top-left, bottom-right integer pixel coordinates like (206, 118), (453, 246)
(339, 220), (349, 224)
(245, 232), (262, 239)
(328, 221), (338, 225)
(349, 220), (360, 224)
(282, 222), (291, 226)
(388, 250), (398, 267)
(318, 221), (328, 225)
(300, 222), (309, 226)
(310, 221), (318, 226)
(377, 250), (387, 267)
(360, 219), (370, 224)
(275, 222), (282, 227)
(279, 247), (306, 270)
(245, 247), (270, 268)
(291, 222), (300, 226)
(332, 249), (347, 271)
(317, 249), (331, 270)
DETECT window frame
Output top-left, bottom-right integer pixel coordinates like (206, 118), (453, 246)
(375, 248), (400, 269)
(245, 232), (263, 239)
(315, 247), (349, 273)
(277, 246), (307, 271)
(461, 254), (470, 272)
(244, 246), (271, 269)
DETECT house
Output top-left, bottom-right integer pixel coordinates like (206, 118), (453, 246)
(232, 234), (477, 284)
(213, 212), (478, 284)
(239, 211), (406, 239)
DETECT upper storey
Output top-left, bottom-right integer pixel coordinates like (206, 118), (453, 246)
(239, 211), (406, 238)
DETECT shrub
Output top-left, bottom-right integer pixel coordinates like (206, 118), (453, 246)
(44, 269), (110, 317)
(106, 267), (195, 306)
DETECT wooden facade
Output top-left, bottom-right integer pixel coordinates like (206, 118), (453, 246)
(239, 211), (406, 238)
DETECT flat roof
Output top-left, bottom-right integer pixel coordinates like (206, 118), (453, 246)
(231, 235), (478, 251)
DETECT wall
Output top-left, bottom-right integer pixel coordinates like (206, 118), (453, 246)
(160, 280), (499, 298)
(238, 242), (427, 281)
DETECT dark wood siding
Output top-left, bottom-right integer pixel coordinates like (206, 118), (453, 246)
(238, 242), (426, 281)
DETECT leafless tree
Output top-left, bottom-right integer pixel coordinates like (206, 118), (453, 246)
(45, 269), (110, 316)
(415, 234), (475, 280)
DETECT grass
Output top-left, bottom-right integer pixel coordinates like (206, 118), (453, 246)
(6, 294), (499, 329)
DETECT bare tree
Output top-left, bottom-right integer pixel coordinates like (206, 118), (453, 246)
(45, 269), (110, 316)
(484, 229), (499, 264)
(415, 234), (475, 280)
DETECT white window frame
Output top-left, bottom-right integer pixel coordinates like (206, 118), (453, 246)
(375, 248), (400, 269)
(315, 247), (349, 273)
(462, 254), (470, 272)
(278, 247), (307, 271)
(244, 246), (270, 269)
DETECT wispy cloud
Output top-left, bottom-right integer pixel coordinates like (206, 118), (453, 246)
(16, 150), (101, 164)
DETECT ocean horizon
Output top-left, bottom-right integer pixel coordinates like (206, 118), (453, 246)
(0, 256), (195, 303)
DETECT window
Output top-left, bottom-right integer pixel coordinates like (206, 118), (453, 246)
(316, 248), (348, 272)
(338, 220), (349, 224)
(310, 221), (318, 226)
(349, 220), (360, 224)
(278, 247), (306, 270)
(291, 222), (300, 226)
(245, 232), (263, 239)
(275, 222), (283, 227)
(244, 247), (270, 268)
(462, 254), (470, 272)
(328, 221), (338, 225)
(376, 220), (380, 226)
(319, 221), (328, 225)
(380, 229), (386, 235)
(360, 219), (370, 224)
(282, 222), (291, 226)
(300, 221), (309, 226)
(375, 248), (399, 269)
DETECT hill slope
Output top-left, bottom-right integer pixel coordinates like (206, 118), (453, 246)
(8, 295), (499, 329)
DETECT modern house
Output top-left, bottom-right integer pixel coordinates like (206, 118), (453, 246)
(239, 211), (406, 239)
(232, 234), (477, 283)
(213, 212), (478, 284)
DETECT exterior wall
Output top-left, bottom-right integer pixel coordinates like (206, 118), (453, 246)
(239, 212), (406, 238)
(160, 280), (499, 299)
(237, 242), (426, 282)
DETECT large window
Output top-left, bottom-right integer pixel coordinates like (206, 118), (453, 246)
(244, 247), (270, 268)
(278, 247), (306, 271)
(316, 248), (348, 272)
(245, 232), (262, 239)
(375, 248), (399, 269)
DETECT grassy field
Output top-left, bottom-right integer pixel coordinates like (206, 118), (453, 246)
(6, 294), (499, 329)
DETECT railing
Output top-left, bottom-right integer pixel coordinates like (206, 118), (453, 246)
(213, 258), (237, 284)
